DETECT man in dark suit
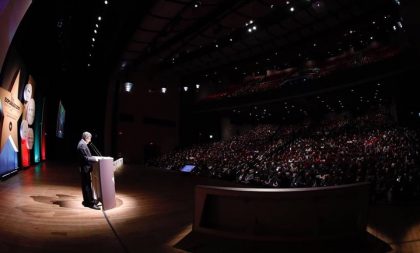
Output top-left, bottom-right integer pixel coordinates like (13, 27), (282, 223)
(77, 131), (100, 210)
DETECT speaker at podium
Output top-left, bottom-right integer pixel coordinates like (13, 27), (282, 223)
(91, 156), (120, 210)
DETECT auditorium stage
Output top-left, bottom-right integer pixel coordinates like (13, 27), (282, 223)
(0, 162), (419, 253)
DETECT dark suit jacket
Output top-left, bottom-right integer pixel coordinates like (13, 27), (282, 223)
(77, 139), (97, 173)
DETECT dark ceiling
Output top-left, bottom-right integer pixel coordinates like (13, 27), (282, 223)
(16, 0), (404, 89)
(117, 0), (403, 84)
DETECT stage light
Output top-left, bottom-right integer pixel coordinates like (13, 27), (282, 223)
(124, 82), (133, 92)
(193, 1), (201, 8)
(161, 87), (167, 93)
(183, 86), (188, 92)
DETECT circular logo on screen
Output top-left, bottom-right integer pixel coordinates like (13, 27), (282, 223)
(26, 128), (34, 150)
(26, 98), (36, 125)
(23, 83), (32, 102)
(20, 120), (29, 139)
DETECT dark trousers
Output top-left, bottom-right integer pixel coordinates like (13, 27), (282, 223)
(80, 169), (94, 204)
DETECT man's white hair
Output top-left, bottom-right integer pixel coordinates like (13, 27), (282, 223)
(82, 131), (92, 140)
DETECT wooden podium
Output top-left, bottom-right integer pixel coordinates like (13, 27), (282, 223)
(91, 156), (116, 210)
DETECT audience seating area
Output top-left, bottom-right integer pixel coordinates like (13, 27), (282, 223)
(154, 107), (420, 203)
(200, 44), (401, 101)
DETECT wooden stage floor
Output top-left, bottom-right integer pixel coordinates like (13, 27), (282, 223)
(0, 161), (419, 253)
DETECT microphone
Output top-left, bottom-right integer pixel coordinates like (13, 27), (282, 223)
(89, 142), (102, 156)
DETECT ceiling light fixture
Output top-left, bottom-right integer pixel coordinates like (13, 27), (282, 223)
(124, 82), (133, 92)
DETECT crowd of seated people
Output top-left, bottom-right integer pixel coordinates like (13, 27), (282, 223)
(201, 44), (400, 101)
(153, 107), (420, 203)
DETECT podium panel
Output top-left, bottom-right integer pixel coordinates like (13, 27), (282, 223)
(92, 156), (116, 210)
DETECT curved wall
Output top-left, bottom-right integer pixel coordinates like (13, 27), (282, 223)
(194, 183), (370, 242)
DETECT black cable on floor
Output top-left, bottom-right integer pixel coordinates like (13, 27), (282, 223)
(102, 209), (130, 253)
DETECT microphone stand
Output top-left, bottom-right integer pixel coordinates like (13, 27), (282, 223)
(89, 142), (102, 157)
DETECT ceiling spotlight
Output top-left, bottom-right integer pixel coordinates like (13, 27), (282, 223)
(290, 7), (295, 12)
(193, 1), (201, 8)
(104, 0), (108, 5)
(183, 86), (188, 92)
(95, 24), (99, 28)
(92, 37), (95, 42)
(124, 82), (133, 93)
(94, 29), (97, 34)
(98, 16), (102, 21)
(196, 84), (200, 89)
(161, 87), (167, 93)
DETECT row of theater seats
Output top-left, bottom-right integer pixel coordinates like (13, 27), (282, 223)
(201, 44), (400, 101)
(153, 108), (420, 203)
